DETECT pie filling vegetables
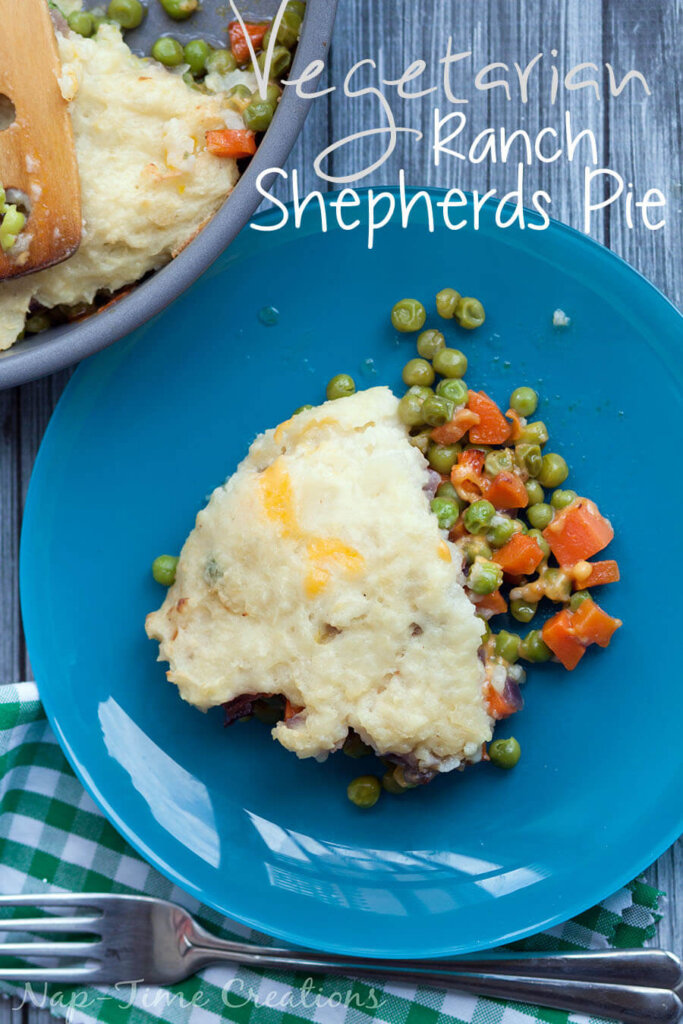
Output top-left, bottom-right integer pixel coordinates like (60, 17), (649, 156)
(147, 289), (621, 808)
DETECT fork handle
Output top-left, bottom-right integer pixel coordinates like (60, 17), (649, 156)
(187, 942), (683, 1024)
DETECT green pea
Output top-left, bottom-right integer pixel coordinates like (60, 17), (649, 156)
(408, 384), (433, 401)
(520, 630), (552, 662)
(1, 205), (25, 236)
(67, 10), (95, 35)
(258, 83), (282, 108)
(273, 8), (302, 47)
(436, 378), (468, 404)
(510, 386), (538, 417)
(422, 395), (454, 426)
(570, 589), (592, 611)
(525, 479), (545, 506)
(25, 313), (52, 335)
(518, 421), (549, 446)
(257, 45), (291, 77)
(244, 99), (275, 131)
(510, 598), (537, 623)
(464, 499), (495, 534)
(152, 554), (179, 586)
(433, 347), (467, 379)
(462, 537), (492, 564)
(293, 404), (313, 415)
(468, 558), (503, 595)
(416, 329), (445, 360)
(527, 528), (550, 558)
(381, 769), (405, 794)
(488, 736), (521, 769)
(551, 488), (578, 510)
(157, 0), (197, 20)
(326, 373), (355, 400)
(107, 0), (145, 28)
(515, 442), (543, 478)
(183, 39), (212, 75)
(543, 567), (572, 602)
(486, 516), (515, 548)
(538, 453), (569, 489)
(342, 732), (373, 758)
(527, 502), (554, 530)
(206, 48), (237, 74)
(287, 0), (306, 16)
(226, 83), (253, 111)
(455, 296), (486, 330)
(436, 481), (461, 505)
(409, 429), (432, 455)
(495, 630), (520, 663)
(511, 518), (528, 534)
(391, 298), (426, 333)
(484, 449), (513, 478)
(151, 36), (184, 65)
(431, 497), (460, 530)
(347, 775), (381, 808)
(402, 358), (435, 387)
(428, 442), (461, 474)
(398, 392), (425, 427)
(435, 287), (460, 319)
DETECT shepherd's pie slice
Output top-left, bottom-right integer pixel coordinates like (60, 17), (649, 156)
(146, 387), (491, 775)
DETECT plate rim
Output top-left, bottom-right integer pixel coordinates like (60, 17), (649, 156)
(20, 189), (683, 958)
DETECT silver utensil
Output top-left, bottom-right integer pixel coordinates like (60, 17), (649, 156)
(0, 893), (681, 1024)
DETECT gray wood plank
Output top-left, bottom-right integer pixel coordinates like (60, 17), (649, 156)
(602, 0), (682, 305)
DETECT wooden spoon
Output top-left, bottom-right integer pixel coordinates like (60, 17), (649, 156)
(0, 0), (81, 281)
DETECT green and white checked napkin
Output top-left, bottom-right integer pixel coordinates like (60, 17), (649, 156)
(0, 683), (665, 1024)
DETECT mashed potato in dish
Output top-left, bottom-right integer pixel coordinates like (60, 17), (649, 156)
(146, 387), (494, 776)
(0, 17), (253, 349)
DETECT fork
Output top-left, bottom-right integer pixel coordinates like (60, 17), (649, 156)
(0, 894), (681, 1024)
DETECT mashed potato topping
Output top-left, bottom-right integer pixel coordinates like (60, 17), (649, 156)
(146, 387), (492, 772)
(0, 19), (250, 349)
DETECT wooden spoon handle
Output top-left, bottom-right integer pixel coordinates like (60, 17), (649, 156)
(0, 0), (81, 280)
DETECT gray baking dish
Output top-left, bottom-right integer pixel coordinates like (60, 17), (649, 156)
(0, 0), (337, 389)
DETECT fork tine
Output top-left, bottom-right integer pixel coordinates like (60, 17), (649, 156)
(0, 967), (100, 983)
(0, 915), (101, 933)
(0, 893), (102, 909)
(0, 940), (101, 959)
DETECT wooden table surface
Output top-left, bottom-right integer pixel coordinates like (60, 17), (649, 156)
(1, 0), (681, 1018)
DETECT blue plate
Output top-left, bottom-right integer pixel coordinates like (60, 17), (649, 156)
(21, 190), (683, 958)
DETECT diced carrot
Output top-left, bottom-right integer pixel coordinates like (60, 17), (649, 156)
(572, 598), (622, 648)
(458, 449), (486, 474)
(574, 560), (620, 590)
(487, 471), (529, 509)
(467, 391), (512, 444)
(506, 408), (524, 441)
(542, 609), (586, 670)
(284, 699), (303, 721)
(475, 589), (508, 617)
(205, 129), (257, 158)
(542, 498), (614, 567)
(228, 20), (270, 63)
(450, 449), (488, 502)
(430, 408), (480, 444)
(493, 533), (545, 575)
(485, 682), (519, 720)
